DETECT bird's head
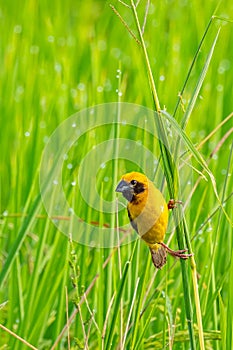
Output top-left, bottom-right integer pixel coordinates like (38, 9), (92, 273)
(115, 172), (148, 202)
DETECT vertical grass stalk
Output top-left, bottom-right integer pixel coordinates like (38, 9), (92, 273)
(130, 1), (197, 348)
(105, 239), (138, 349)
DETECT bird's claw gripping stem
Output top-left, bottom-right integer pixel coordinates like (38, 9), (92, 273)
(159, 242), (193, 260)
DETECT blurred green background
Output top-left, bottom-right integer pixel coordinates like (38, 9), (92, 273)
(0, 0), (232, 349)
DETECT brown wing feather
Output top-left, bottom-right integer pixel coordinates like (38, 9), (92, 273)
(149, 246), (167, 269)
(127, 208), (138, 233)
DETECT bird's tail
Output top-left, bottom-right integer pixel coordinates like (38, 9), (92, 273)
(149, 244), (167, 269)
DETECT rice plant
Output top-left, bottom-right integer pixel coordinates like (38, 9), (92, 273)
(0, 1), (232, 349)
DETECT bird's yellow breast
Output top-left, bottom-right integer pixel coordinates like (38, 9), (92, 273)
(128, 179), (168, 247)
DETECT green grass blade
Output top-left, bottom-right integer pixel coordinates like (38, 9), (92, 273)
(181, 29), (221, 129)
(0, 192), (42, 287)
(130, 252), (152, 349)
(104, 239), (138, 349)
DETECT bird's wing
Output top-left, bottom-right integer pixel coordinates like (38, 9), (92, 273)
(127, 208), (138, 233)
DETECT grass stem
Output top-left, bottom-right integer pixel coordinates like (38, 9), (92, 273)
(129, 1), (197, 348)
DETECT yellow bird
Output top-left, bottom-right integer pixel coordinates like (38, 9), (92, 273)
(116, 172), (191, 269)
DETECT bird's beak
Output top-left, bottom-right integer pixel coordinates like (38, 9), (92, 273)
(115, 179), (134, 201)
(115, 180), (131, 193)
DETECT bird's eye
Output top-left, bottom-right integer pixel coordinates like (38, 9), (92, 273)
(131, 180), (137, 186)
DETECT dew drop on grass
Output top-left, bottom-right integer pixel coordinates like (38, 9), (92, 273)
(190, 131), (196, 139)
(3, 210), (8, 217)
(24, 131), (30, 137)
(71, 89), (77, 98)
(100, 162), (106, 169)
(40, 121), (46, 128)
(77, 83), (86, 91)
(98, 40), (106, 51)
(116, 69), (122, 79)
(43, 136), (49, 143)
(104, 79), (112, 92)
(54, 62), (62, 73)
(30, 45), (39, 55)
(216, 84), (223, 92)
(218, 67), (225, 74)
(118, 91), (123, 97)
(159, 75), (165, 81)
(198, 130), (205, 138)
(61, 84), (67, 91)
(104, 176), (109, 182)
(16, 86), (24, 96)
(97, 86), (103, 93)
(71, 181), (76, 186)
(8, 222), (14, 230)
(14, 25), (22, 34)
(218, 59), (230, 74)
(72, 123), (76, 128)
(67, 163), (73, 169)
(148, 2), (155, 14)
(68, 208), (74, 214)
(53, 180), (58, 185)
(55, 204), (60, 211)
(48, 35), (55, 43)
(111, 48), (121, 59)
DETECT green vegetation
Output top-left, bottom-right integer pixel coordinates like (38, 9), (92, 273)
(0, 1), (232, 349)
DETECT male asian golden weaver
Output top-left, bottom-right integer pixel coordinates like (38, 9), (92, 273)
(116, 172), (191, 269)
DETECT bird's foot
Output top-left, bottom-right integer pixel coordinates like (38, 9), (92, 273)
(167, 199), (183, 210)
(159, 242), (193, 260)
